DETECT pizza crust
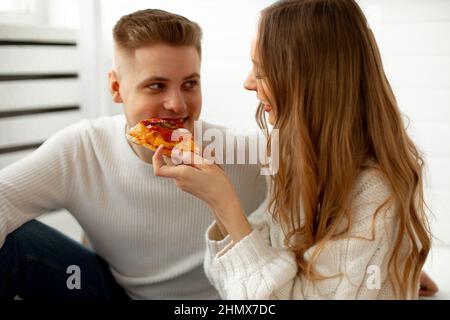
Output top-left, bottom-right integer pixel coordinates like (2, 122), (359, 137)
(126, 120), (196, 157)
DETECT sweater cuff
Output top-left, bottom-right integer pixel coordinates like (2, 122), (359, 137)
(215, 228), (276, 280)
(205, 221), (233, 254)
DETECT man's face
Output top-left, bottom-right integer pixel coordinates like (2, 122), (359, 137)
(109, 44), (202, 133)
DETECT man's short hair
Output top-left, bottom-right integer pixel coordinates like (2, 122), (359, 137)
(113, 9), (202, 57)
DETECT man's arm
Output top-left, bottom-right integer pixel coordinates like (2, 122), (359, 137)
(0, 121), (84, 248)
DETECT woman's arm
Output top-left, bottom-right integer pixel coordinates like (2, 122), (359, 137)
(153, 145), (253, 241)
(212, 196), (253, 242)
(213, 217), (228, 239)
(153, 148), (407, 299)
(204, 173), (404, 300)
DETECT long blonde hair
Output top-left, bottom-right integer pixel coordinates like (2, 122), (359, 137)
(256, 0), (431, 298)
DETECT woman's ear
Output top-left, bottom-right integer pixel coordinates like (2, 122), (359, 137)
(108, 70), (123, 103)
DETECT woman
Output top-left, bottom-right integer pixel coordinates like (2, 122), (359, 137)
(152, 0), (432, 299)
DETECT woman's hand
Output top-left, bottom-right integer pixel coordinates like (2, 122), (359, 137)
(152, 145), (233, 208)
(152, 145), (253, 242)
(419, 271), (438, 297)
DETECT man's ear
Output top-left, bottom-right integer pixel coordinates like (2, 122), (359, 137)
(108, 70), (123, 103)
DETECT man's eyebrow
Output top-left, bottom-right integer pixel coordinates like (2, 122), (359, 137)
(183, 73), (201, 80)
(138, 73), (200, 86)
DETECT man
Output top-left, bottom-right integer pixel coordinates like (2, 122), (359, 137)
(0, 9), (267, 300)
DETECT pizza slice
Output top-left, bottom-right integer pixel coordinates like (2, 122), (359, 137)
(126, 118), (196, 157)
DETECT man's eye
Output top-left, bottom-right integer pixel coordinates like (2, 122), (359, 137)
(183, 80), (198, 89)
(148, 83), (164, 90)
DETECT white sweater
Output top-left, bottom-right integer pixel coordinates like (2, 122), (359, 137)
(0, 115), (267, 299)
(204, 167), (417, 299)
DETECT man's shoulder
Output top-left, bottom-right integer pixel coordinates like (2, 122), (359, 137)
(84, 114), (125, 133)
(47, 115), (125, 151)
(198, 120), (262, 140)
(198, 119), (264, 158)
(54, 114), (123, 135)
(70, 114), (125, 140)
(199, 120), (227, 133)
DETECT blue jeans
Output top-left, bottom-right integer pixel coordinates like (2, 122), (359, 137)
(0, 220), (130, 300)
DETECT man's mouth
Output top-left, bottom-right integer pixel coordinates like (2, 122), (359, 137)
(140, 116), (190, 131)
(179, 116), (190, 129)
(159, 116), (189, 126)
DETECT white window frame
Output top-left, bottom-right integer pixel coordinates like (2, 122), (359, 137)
(0, 0), (48, 25)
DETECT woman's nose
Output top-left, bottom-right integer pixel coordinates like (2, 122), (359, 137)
(244, 72), (257, 91)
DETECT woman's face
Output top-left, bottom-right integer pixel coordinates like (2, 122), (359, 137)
(244, 38), (276, 125)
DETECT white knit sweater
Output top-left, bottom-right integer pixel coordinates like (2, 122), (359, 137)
(204, 167), (417, 299)
(0, 115), (267, 299)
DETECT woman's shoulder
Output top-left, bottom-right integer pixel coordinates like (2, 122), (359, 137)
(354, 159), (391, 199)
(349, 160), (396, 223)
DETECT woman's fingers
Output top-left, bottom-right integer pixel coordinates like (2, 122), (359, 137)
(163, 154), (174, 166)
(152, 145), (187, 178)
(153, 145), (219, 184)
(152, 145), (166, 171)
(171, 148), (214, 168)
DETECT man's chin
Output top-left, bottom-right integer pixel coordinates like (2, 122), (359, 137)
(182, 117), (189, 128)
(184, 117), (200, 133)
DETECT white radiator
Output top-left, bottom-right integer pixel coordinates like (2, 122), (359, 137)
(0, 24), (82, 169)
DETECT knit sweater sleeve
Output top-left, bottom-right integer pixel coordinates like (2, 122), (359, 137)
(204, 170), (401, 299)
(0, 121), (85, 248)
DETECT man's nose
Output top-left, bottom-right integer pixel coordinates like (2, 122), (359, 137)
(163, 89), (187, 113)
(244, 72), (257, 91)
